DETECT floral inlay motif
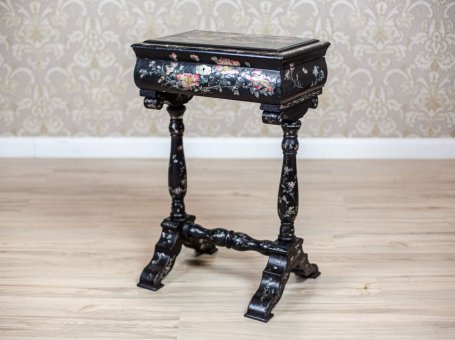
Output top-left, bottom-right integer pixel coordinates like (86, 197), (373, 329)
(176, 73), (200, 89)
(139, 60), (277, 98)
(169, 52), (178, 61)
(283, 62), (326, 90)
(311, 65), (325, 86)
(211, 57), (241, 66)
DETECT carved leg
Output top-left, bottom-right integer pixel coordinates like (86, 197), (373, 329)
(138, 94), (216, 290)
(277, 119), (319, 279)
(138, 100), (188, 290)
(245, 119), (319, 322)
(277, 120), (301, 243)
(167, 100), (217, 255)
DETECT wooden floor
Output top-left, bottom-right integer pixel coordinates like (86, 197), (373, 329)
(0, 159), (454, 339)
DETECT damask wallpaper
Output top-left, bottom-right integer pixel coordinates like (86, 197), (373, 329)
(0, 0), (454, 137)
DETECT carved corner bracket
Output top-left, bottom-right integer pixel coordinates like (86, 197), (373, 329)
(261, 87), (321, 125)
(140, 89), (193, 110)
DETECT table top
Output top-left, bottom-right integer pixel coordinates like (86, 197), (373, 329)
(134, 30), (330, 70)
(145, 30), (318, 53)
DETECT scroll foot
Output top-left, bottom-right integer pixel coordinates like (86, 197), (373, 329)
(184, 238), (218, 256)
(245, 238), (319, 322)
(137, 218), (182, 291)
(292, 250), (320, 279)
(245, 252), (291, 322)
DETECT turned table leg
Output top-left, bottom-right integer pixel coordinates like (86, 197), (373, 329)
(245, 119), (320, 322)
(277, 120), (301, 243)
(137, 103), (189, 291)
(138, 93), (217, 291)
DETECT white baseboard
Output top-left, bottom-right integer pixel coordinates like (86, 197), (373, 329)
(0, 137), (454, 159)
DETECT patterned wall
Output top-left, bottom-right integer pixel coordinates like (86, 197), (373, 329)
(0, 0), (454, 137)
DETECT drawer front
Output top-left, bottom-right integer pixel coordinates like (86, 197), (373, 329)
(134, 58), (282, 104)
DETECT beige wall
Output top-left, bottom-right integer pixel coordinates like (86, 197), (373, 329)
(0, 0), (454, 137)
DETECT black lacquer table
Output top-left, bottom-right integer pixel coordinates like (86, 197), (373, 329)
(132, 30), (330, 322)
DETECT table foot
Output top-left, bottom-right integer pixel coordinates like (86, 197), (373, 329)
(137, 281), (164, 291)
(183, 237), (218, 256)
(245, 238), (318, 322)
(195, 242), (219, 255)
(292, 251), (320, 279)
(138, 218), (182, 291)
(244, 311), (274, 323)
(245, 252), (291, 322)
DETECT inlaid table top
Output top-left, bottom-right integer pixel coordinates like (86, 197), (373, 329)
(144, 30), (319, 52)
